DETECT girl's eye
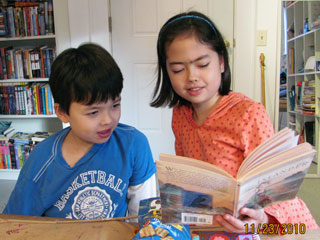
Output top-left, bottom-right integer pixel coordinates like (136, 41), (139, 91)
(172, 68), (184, 74)
(199, 62), (209, 68)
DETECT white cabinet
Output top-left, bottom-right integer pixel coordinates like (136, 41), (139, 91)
(285, 1), (320, 177)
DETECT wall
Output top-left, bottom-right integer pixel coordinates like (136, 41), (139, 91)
(233, 0), (281, 126)
(66, 0), (281, 127)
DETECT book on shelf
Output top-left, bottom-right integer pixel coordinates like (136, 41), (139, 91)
(0, 130), (53, 170)
(0, 82), (55, 115)
(0, 0), (54, 38)
(156, 128), (315, 226)
(0, 46), (55, 80)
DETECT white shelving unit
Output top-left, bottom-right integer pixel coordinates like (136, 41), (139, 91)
(285, 1), (320, 178)
(0, 0), (70, 180)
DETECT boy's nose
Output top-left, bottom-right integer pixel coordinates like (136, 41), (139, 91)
(101, 113), (112, 125)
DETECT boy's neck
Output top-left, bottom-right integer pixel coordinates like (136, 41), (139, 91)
(61, 130), (94, 168)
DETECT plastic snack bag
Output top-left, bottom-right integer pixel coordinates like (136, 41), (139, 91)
(131, 197), (191, 240)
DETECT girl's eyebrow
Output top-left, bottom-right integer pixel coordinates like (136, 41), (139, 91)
(168, 54), (210, 65)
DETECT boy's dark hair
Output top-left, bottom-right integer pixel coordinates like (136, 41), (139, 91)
(150, 11), (231, 108)
(49, 43), (123, 114)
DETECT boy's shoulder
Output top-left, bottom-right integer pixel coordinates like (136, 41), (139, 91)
(113, 123), (148, 144)
(114, 123), (142, 135)
(27, 127), (68, 158)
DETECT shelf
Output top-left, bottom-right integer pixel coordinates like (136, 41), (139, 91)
(287, 28), (320, 42)
(0, 169), (20, 180)
(0, 115), (57, 119)
(288, 71), (320, 77)
(0, 78), (49, 83)
(0, 35), (56, 42)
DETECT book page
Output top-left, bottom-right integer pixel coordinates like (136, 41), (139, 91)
(156, 159), (236, 226)
(239, 142), (314, 180)
(159, 153), (233, 178)
(235, 147), (315, 217)
(237, 127), (297, 177)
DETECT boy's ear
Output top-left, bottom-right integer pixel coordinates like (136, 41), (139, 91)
(54, 103), (69, 123)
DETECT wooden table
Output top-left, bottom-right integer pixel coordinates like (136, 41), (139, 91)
(1, 214), (319, 239)
(0, 214), (138, 240)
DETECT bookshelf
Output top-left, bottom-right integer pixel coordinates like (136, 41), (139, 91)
(284, 1), (320, 177)
(0, 0), (70, 180)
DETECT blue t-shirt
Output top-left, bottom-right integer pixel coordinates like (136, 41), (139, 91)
(4, 123), (156, 219)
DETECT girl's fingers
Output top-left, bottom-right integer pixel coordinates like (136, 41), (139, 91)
(241, 208), (267, 222)
(215, 215), (245, 233)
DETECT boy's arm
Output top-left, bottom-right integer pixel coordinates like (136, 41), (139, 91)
(126, 173), (158, 218)
(3, 176), (43, 216)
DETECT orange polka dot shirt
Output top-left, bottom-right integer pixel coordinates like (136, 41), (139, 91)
(172, 91), (319, 229)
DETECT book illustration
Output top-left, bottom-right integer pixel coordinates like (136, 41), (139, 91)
(156, 128), (316, 226)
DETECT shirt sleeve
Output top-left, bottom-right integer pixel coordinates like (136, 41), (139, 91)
(126, 173), (158, 219)
(129, 130), (156, 186)
(240, 102), (274, 158)
(3, 172), (44, 216)
(265, 197), (319, 229)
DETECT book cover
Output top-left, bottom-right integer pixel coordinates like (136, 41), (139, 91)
(156, 128), (316, 226)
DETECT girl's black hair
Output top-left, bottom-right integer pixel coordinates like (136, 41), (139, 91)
(49, 43), (123, 114)
(150, 11), (231, 108)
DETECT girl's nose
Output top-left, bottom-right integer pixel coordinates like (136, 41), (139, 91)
(187, 66), (198, 82)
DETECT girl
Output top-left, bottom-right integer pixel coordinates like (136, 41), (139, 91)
(151, 11), (319, 232)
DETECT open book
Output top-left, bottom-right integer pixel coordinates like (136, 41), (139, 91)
(156, 128), (316, 226)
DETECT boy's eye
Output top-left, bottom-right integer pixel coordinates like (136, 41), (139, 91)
(113, 103), (120, 108)
(88, 111), (98, 115)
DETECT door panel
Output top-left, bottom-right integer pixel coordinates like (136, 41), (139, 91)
(111, 0), (234, 160)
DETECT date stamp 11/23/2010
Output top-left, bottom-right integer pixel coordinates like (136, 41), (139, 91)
(244, 223), (306, 235)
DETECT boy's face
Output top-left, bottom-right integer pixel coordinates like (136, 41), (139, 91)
(56, 96), (121, 147)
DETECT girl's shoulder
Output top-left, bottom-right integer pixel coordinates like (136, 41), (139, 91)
(222, 92), (262, 109)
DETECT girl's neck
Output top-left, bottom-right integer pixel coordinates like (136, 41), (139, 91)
(192, 95), (222, 126)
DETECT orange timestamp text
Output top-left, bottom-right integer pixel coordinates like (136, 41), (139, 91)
(244, 223), (306, 235)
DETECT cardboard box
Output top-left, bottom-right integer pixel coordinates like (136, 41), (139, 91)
(0, 214), (138, 240)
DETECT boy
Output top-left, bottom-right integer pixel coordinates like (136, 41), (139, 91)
(3, 43), (157, 219)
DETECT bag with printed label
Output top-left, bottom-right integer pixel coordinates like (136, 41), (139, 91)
(131, 197), (191, 240)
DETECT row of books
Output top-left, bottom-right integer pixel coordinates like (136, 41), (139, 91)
(0, 46), (55, 80)
(296, 81), (315, 115)
(0, 0), (54, 38)
(0, 131), (53, 169)
(0, 82), (55, 115)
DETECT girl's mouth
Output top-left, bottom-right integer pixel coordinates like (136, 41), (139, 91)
(187, 87), (203, 96)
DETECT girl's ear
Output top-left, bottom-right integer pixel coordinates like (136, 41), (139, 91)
(219, 56), (225, 73)
(54, 103), (69, 123)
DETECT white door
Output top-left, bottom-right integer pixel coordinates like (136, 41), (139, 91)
(110, 0), (234, 160)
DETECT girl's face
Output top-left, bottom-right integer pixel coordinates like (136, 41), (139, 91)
(165, 34), (225, 110)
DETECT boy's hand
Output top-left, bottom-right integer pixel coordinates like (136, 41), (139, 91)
(215, 208), (268, 233)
